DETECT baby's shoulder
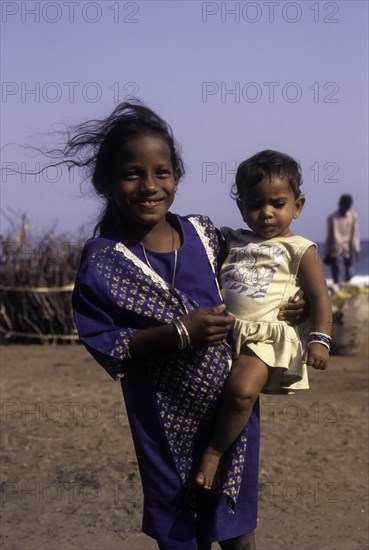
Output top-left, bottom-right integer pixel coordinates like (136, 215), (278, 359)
(288, 234), (316, 250)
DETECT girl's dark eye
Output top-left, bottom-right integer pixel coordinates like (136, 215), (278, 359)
(157, 168), (171, 177)
(274, 202), (286, 208)
(122, 170), (139, 180)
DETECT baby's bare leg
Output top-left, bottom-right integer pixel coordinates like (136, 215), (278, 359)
(196, 351), (268, 489)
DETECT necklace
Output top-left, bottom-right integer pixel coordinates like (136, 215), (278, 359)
(140, 226), (178, 287)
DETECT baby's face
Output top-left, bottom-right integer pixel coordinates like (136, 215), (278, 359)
(238, 176), (304, 239)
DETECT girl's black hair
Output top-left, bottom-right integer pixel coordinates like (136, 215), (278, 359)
(41, 100), (185, 235)
(232, 149), (302, 200)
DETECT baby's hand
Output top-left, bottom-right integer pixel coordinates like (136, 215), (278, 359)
(302, 343), (329, 370)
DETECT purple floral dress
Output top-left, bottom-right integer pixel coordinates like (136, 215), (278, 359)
(73, 213), (260, 548)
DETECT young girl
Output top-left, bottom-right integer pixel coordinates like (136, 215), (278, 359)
(196, 150), (332, 490)
(70, 101), (257, 550)
(62, 103), (305, 550)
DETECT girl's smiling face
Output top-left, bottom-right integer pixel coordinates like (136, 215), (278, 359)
(112, 133), (179, 228)
(238, 176), (305, 239)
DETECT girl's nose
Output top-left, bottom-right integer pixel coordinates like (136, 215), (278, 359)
(139, 175), (157, 192)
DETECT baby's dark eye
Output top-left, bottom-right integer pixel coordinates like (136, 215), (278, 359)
(274, 202), (286, 208)
(244, 201), (261, 210)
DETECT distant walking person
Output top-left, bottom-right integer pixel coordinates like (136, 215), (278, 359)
(325, 195), (361, 284)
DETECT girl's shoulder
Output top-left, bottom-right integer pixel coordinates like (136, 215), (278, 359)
(79, 234), (124, 268)
(175, 213), (221, 268)
(177, 212), (219, 243)
(180, 212), (216, 229)
(82, 234), (118, 254)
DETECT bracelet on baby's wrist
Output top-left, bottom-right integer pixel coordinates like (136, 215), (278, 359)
(307, 331), (331, 351)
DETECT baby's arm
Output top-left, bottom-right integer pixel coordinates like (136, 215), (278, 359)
(297, 246), (332, 370)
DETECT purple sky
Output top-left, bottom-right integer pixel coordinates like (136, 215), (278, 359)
(1, 1), (368, 240)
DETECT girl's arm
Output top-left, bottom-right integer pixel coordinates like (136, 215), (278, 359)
(297, 246), (332, 370)
(74, 239), (236, 379)
(278, 289), (308, 324)
(74, 276), (234, 378)
(129, 304), (235, 357)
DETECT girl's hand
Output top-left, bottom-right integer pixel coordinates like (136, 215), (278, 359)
(180, 304), (235, 347)
(278, 289), (309, 325)
(302, 343), (329, 370)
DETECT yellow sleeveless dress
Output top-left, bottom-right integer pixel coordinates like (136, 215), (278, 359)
(220, 228), (316, 393)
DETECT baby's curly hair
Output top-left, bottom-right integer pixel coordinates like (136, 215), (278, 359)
(232, 149), (303, 201)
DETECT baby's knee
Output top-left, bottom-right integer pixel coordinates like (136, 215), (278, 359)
(226, 384), (258, 412)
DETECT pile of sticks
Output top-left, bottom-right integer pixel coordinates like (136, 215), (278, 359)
(0, 219), (86, 343)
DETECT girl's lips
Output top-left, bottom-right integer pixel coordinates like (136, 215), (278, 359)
(135, 197), (164, 206)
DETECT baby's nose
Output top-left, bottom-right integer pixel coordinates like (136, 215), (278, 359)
(260, 205), (273, 218)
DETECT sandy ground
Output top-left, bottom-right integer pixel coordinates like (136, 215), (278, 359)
(1, 344), (368, 550)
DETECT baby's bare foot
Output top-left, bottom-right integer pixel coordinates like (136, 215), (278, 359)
(196, 448), (222, 490)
